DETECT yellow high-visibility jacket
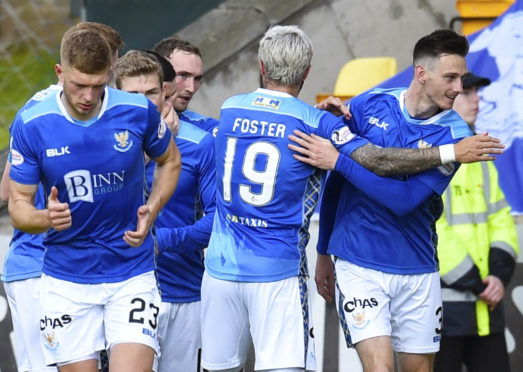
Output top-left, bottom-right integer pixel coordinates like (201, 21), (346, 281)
(436, 161), (519, 336)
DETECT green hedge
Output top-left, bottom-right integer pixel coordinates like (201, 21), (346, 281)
(0, 47), (58, 148)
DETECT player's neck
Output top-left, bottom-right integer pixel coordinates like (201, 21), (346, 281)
(404, 85), (440, 119)
(263, 81), (301, 98)
(61, 91), (103, 122)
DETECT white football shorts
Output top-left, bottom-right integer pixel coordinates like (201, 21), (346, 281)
(335, 259), (442, 353)
(39, 271), (160, 365)
(157, 300), (202, 372)
(201, 272), (316, 371)
(4, 277), (57, 372)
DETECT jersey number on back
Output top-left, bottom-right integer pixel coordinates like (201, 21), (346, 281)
(222, 137), (280, 206)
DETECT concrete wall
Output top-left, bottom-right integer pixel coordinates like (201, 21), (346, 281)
(177, 0), (458, 119)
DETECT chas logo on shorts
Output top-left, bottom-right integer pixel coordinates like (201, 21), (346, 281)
(11, 148), (24, 166)
(344, 297), (378, 313)
(40, 314), (72, 331)
(331, 126), (355, 145)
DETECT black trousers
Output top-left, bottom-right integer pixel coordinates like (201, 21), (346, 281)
(433, 332), (510, 372)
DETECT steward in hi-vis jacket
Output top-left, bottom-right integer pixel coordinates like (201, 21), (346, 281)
(434, 71), (520, 372)
(437, 161), (518, 337)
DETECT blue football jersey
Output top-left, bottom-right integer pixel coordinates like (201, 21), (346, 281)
(149, 120), (216, 303)
(2, 85), (61, 282)
(9, 87), (171, 284)
(323, 88), (472, 274)
(205, 88), (369, 282)
(179, 109), (219, 134)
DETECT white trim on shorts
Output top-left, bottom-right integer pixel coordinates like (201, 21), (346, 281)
(335, 259), (442, 353)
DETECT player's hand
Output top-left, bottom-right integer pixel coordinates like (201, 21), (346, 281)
(316, 96), (351, 120)
(162, 101), (180, 137)
(315, 254), (335, 303)
(47, 186), (72, 231)
(288, 130), (340, 170)
(124, 205), (152, 247)
(454, 133), (504, 163)
(479, 275), (505, 311)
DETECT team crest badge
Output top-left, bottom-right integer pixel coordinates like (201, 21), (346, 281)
(352, 311), (369, 330)
(43, 330), (59, 350)
(114, 130), (133, 152)
(417, 139), (432, 149)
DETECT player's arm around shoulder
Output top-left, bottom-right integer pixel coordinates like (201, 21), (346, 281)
(9, 181), (71, 234)
(349, 131), (504, 177)
(299, 94), (504, 176)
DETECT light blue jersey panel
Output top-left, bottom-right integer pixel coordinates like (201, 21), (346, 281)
(149, 120), (216, 303)
(9, 87), (171, 284)
(179, 109), (219, 134)
(329, 88), (472, 274)
(2, 85), (61, 282)
(206, 88), (368, 282)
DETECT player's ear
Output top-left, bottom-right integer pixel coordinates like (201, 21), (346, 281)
(55, 64), (63, 83)
(259, 60), (266, 77)
(414, 64), (426, 84)
(303, 65), (311, 81)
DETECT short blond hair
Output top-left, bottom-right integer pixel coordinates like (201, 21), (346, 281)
(114, 50), (163, 89)
(71, 21), (125, 54)
(60, 28), (112, 73)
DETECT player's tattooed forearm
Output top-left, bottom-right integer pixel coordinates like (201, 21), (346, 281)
(350, 144), (442, 176)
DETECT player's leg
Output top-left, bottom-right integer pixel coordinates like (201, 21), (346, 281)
(246, 276), (316, 371)
(433, 335), (465, 372)
(4, 278), (58, 372)
(396, 352), (434, 372)
(104, 271), (159, 372)
(201, 271), (251, 371)
(390, 272), (441, 372)
(109, 343), (155, 372)
(40, 274), (103, 372)
(57, 358), (99, 372)
(334, 258), (395, 371)
(157, 301), (202, 372)
(354, 337), (395, 372)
